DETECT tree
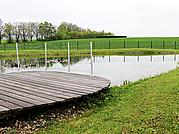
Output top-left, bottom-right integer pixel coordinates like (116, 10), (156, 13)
(57, 22), (112, 39)
(57, 22), (69, 39)
(2, 20), (113, 43)
(0, 19), (3, 44)
(32, 22), (39, 40)
(39, 21), (56, 40)
(19, 22), (28, 42)
(57, 22), (84, 39)
(4, 23), (13, 43)
(27, 22), (35, 41)
(13, 22), (21, 42)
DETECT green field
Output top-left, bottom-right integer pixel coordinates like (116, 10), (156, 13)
(37, 68), (179, 134)
(1, 48), (179, 60)
(1, 37), (179, 50)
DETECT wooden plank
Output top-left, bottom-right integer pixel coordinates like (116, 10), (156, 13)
(0, 81), (71, 101)
(6, 71), (109, 83)
(0, 86), (53, 104)
(0, 94), (33, 108)
(26, 71), (110, 83)
(7, 73), (105, 90)
(0, 89), (43, 105)
(48, 71), (108, 81)
(0, 100), (22, 110)
(0, 81), (65, 102)
(21, 71), (110, 83)
(2, 75), (99, 94)
(0, 77), (89, 98)
(0, 106), (9, 112)
(24, 72), (110, 88)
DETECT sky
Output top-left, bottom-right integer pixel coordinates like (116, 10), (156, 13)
(0, 0), (179, 37)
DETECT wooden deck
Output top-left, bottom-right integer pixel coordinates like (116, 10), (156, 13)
(0, 71), (110, 120)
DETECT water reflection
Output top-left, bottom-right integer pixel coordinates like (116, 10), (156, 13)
(100, 55), (179, 63)
(0, 55), (178, 86)
(92, 55), (178, 85)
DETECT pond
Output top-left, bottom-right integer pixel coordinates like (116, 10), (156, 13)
(0, 55), (178, 86)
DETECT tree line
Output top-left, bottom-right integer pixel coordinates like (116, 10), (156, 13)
(0, 19), (113, 44)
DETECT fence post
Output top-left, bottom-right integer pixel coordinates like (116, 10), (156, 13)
(175, 41), (177, 49)
(68, 42), (70, 73)
(123, 56), (126, 62)
(109, 41), (111, 49)
(90, 42), (94, 76)
(151, 41), (153, 49)
(163, 41), (165, 49)
(45, 42), (47, 71)
(138, 41), (140, 48)
(137, 56), (140, 62)
(109, 55), (111, 62)
(150, 56), (153, 62)
(174, 55), (176, 62)
(124, 41), (126, 49)
(16, 43), (20, 71)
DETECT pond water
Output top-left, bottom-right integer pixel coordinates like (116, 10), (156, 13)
(0, 55), (178, 86)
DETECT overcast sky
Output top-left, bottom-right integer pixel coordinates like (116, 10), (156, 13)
(0, 0), (179, 37)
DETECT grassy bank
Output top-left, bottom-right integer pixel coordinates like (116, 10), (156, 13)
(1, 48), (179, 60)
(37, 68), (179, 134)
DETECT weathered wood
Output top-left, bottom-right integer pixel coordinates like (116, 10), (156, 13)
(0, 79), (77, 99)
(0, 94), (33, 108)
(7, 73), (106, 89)
(0, 100), (21, 110)
(25, 72), (109, 87)
(2, 75), (100, 94)
(0, 86), (53, 104)
(0, 77), (93, 98)
(0, 106), (9, 112)
(0, 71), (110, 120)
(0, 81), (66, 101)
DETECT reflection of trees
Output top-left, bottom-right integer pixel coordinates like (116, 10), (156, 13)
(60, 56), (90, 67)
(0, 60), (6, 74)
(0, 56), (90, 68)
(0, 55), (177, 71)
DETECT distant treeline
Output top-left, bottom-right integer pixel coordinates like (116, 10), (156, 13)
(0, 19), (114, 44)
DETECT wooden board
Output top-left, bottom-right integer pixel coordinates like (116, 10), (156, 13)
(0, 71), (110, 120)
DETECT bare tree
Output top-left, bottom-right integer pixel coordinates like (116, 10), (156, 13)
(13, 22), (21, 42)
(0, 19), (3, 44)
(27, 22), (35, 41)
(19, 22), (28, 42)
(32, 22), (39, 40)
(4, 23), (13, 43)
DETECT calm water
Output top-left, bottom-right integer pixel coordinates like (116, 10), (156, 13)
(0, 55), (178, 86)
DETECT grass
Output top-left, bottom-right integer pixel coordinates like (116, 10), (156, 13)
(1, 37), (179, 59)
(0, 48), (179, 60)
(37, 68), (179, 134)
(1, 37), (179, 50)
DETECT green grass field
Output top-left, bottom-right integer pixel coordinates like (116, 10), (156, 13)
(1, 48), (179, 60)
(37, 68), (179, 134)
(1, 37), (179, 50)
